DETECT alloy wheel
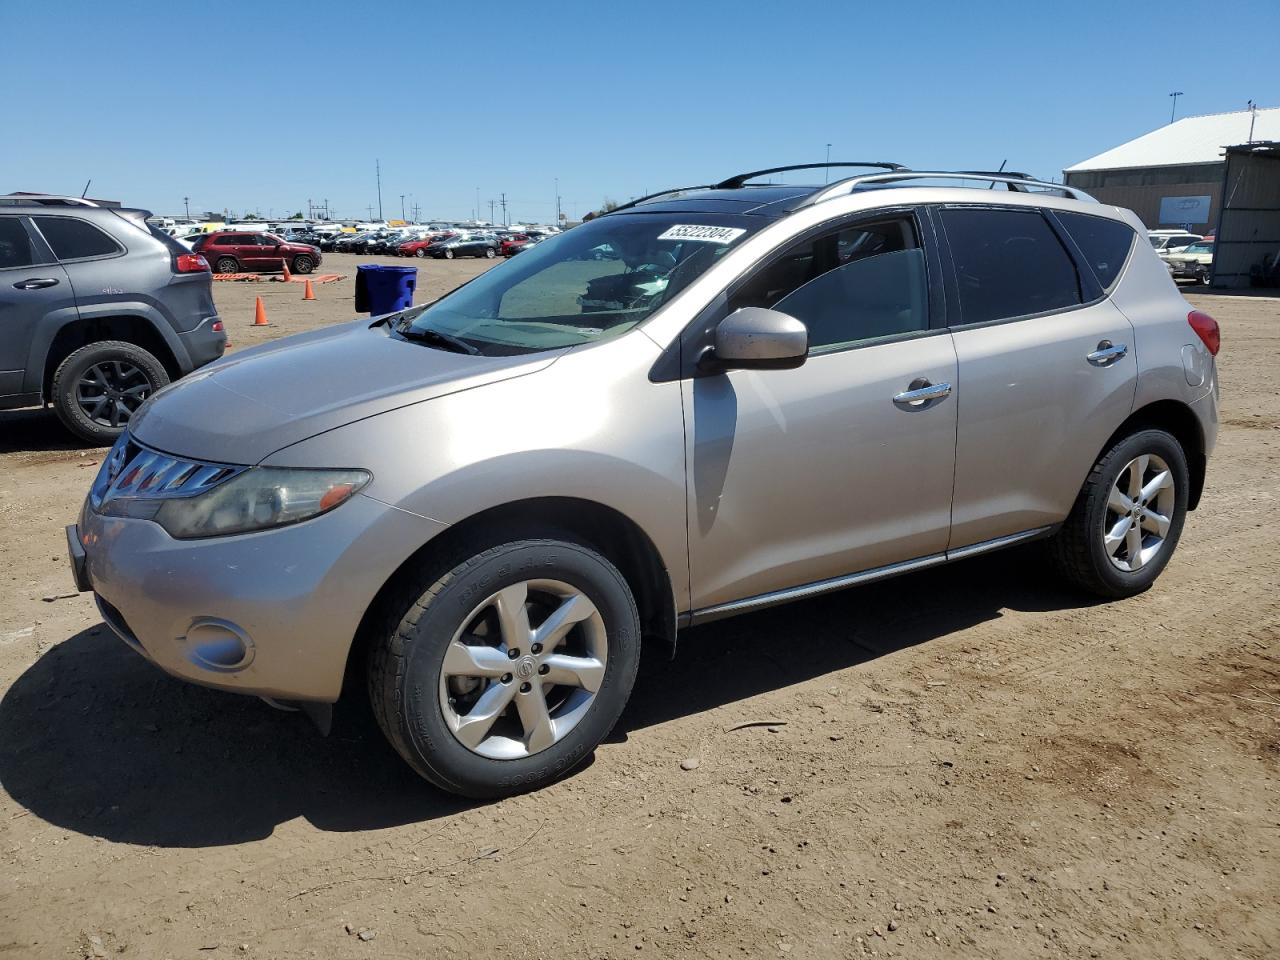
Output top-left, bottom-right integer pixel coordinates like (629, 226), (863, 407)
(1102, 453), (1176, 572)
(438, 579), (607, 760)
(76, 360), (151, 429)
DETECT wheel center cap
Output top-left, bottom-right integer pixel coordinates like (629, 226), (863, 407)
(515, 656), (536, 680)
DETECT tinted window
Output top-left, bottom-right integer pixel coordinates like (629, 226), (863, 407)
(33, 216), (121, 260)
(1056, 210), (1135, 290)
(940, 208), (1080, 325)
(730, 217), (928, 352)
(0, 218), (35, 269)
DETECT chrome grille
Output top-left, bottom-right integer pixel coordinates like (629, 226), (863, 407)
(90, 433), (245, 509)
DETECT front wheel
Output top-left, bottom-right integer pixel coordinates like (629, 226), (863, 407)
(415, 248), (427, 258)
(369, 539), (641, 797)
(444, 249), (454, 260)
(1048, 429), (1190, 598)
(484, 247), (496, 259)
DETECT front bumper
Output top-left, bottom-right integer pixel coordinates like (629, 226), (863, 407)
(70, 494), (445, 702)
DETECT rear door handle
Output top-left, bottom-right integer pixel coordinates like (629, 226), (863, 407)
(13, 278), (59, 290)
(893, 378), (952, 407)
(1087, 340), (1128, 366)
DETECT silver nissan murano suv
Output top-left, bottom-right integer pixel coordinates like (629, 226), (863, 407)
(68, 164), (1220, 797)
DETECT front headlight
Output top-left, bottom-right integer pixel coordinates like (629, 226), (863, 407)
(148, 467), (371, 539)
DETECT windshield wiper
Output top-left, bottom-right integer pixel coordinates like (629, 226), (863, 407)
(394, 320), (479, 355)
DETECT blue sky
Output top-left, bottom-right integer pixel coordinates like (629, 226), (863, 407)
(4, 1), (1276, 222)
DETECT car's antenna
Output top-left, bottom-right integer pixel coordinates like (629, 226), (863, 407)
(81, 179), (92, 199)
(988, 159), (1006, 190)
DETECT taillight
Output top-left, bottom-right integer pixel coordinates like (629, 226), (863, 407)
(1187, 310), (1220, 356)
(175, 253), (210, 273)
(211, 321), (224, 333)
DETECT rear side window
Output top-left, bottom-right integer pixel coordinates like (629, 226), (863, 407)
(0, 217), (35, 269)
(730, 217), (929, 352)
(940, 208), (1081, 325)
(1055, 211), (1135, 290)
(32, 216), (122, 261)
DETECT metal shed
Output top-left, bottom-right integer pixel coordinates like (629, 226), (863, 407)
(1212, 142), (1280, 288)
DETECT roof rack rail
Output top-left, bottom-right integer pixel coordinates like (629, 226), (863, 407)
(714, 161), (907, 190)
(608, 185), (716, 215)
(801, 171), (1096, 206)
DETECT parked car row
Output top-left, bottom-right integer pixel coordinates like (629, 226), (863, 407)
(315, 227), (552, 259)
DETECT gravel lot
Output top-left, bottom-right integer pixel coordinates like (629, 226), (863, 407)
(1, 265), (1276, 959)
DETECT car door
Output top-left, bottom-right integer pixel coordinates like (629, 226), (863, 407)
(250, 234), (278, 269)
(0, 215), (75, 403)
(936, 205), (1138, 549)
(684, 211), (959, 614)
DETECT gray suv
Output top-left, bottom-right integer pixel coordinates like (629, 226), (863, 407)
(0, 199), (225, 443)
(67, 164), (1219, 797)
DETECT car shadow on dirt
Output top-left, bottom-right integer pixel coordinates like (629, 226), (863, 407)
(0, 546), (1099, 847)
(0, 407), (94, 455)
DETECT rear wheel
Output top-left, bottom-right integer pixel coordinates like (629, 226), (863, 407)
(51, 340), (170, 445)
(214, 256), (238, 274)
(292, 255), (314, 274)
(484, 247), (496, 259)
(1048, 429), (1189, 598)
(415, 248), (428, 258)
(444, 249), (455, 260)
(368, 539), (641, 797)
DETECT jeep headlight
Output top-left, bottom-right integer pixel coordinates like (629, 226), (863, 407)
(151, 467), (372, 539)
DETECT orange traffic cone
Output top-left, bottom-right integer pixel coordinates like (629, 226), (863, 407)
(281, 258), (293, 282)
(302, 278), (316, 301)
(253, 296), (271, 326)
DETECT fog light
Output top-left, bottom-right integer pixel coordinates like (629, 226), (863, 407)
(184, 618), (254, 672)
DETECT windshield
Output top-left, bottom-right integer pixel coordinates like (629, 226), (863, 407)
(401, 212), (762, 356)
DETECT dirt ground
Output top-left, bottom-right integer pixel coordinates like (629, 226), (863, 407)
(1, 261), (1276, 959)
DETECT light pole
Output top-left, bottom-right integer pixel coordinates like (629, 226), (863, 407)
(555, 177), (561, 225)
(825, 144), (831, 183)
(400, 194), (405, 220)
(376, 159), (383, 220)
(1169, 91), (1183, 124)
(183, 196), (190, 218)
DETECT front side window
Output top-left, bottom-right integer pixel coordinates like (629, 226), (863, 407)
(728, 217), (928, 352)
(0, 217), (35, 269)
(940, 208), (1081, 325)
(401, 212), (763, 355)
(1056, 210), (1135, 290)
(32, 216), (121, 261)
(1185, 242), (1213, 255)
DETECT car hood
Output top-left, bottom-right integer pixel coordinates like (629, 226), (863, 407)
(129, 317), (561, 464)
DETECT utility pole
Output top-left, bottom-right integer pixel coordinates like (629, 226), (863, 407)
(500, 193), (508, 226)
(555, 177), (561, 225)
(183, 196), (190, 218)
(323, 198), (329, 219)
(376, 159), (383, 220)
(366, 204), (374, 220)
(1169, 91), (1183, 124)
(400, 194), (405, 220)
(474, 187), (480, 223)
(488, 199), (496, 223)
(825, 144), (832, 183)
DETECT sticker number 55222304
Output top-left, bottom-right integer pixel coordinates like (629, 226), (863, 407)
(656, 224), (747, 244)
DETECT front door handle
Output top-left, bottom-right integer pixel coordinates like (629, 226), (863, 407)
(1087, 340), (1128, 366)
(13, 278), (59, 290)
(893, 378), (952, 407)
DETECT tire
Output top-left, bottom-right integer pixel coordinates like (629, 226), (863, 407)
(1048, 428), (1190, 598)
(484, 247), (496, 259)
(369, 538), (641, 798)
(51, 340), (170, 445)
(415, 248), (427, 258)
(292, 255), (314, 274)
(444, 249), (455, 260)
(214, 256), (238, 274)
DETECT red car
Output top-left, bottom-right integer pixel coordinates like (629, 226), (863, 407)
(399, 232), (456, 258)
(501, 234), (535, 257)
(194, 231), (322, 274)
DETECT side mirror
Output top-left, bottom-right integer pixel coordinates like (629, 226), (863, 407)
(703, 307), (808, 372)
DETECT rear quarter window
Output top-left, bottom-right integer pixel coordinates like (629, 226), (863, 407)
(32, 216), (122, 261)
(1055, 211), (1135, 290)
(0, 217), (36, 269)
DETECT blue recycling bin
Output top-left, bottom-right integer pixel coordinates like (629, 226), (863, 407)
(355, 264), (418, 315)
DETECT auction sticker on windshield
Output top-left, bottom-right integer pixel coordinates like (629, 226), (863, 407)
(656, 224), (747, 244)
